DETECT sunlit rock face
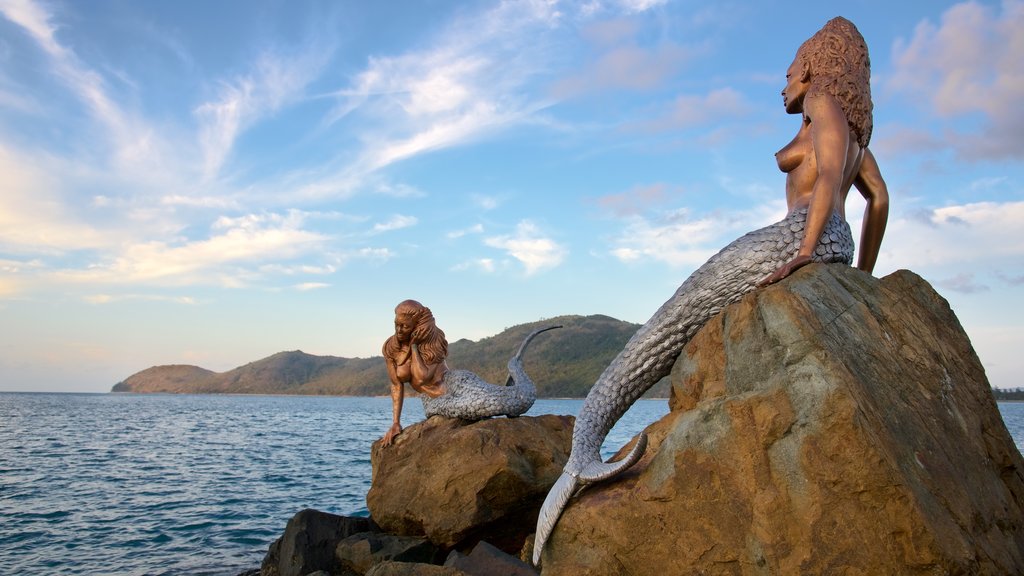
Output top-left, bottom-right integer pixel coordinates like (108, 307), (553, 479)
(541, 265), (1024, 576)
(367, 413), (573, 554)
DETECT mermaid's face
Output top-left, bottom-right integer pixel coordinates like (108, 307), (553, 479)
(394, 315), (414, 344)
(782, 55), (810, 114)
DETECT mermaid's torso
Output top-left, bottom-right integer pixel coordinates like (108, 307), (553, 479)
(777, 117), (865, 217)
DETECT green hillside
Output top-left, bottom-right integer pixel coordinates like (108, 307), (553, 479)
(113, 314), (669, 398)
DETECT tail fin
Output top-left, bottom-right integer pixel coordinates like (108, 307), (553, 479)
(579, 432), (648, 483)
(532, 471), (577, 566)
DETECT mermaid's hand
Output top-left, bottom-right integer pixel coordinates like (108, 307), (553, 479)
(758, 254), (811, 287)
(382, 422), (402, 447)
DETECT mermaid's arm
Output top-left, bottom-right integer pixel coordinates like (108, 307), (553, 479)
(853, 147), (889, 273)
(382, 361), (404, 446)
(409, 344), (445, 390)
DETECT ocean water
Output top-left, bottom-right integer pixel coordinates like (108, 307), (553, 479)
(1, 393), (1022, 576)
(0, 394), (667, 575)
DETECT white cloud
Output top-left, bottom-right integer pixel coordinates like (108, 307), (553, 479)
(484, 221), (566, 275)
(318, 0), (564, 184)
(447, 224), (485, 239)
(0, 145), (115, 253)
(294, 282), (330, 291)
(195, 50), (327, 180)
(889, 1), (1024, 159)
(608, 201), (783, 267)
(594, 183), (673, 217)
(372, 215), (418, 233)
(473, 195), (501, 211)
(616, 0), (669, 12)
(452, 258), (497, 274)
(875, 201), (1024, 273)
(83, 293), (198, 305)
(0, 0), (175, 178)
(53, 211), (328, 286)
(552, 34), (691, 98)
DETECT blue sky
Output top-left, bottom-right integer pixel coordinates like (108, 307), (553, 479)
(1, 0), (1022, 392)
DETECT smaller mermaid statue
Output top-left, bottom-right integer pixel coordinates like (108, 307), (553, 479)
(380, 299), (558, 446)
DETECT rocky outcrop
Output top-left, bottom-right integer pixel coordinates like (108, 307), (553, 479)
(367, 414), (573, 553)
(260, 508), (378, 576)
(539, 265), (1024, 575)
(336, 532), (445, 574)
(443, 540), (537, 575)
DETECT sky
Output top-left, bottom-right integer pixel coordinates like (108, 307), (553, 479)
(1, 0), (1022, 393)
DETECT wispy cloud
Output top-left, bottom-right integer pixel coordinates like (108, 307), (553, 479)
(889, 1), (1024, 159)
(593, 183), (675, 217)
(314, 1), (568, 190)
(608, 201), (784, 267)
(551, 15), (692, 99)
(53, 211), (329, 287)
(452, 258), (497, 274)
(875, 200), (1024, 284)
(372, 215), (418, 233)
(83, 294), (198, 305)
(447, 224), (485, 239)
(935, 273), (990, 294)
(195, 49), (328, 181)
(294, 282), (330, 291)
(0, 0), (171, 177)
(484, 221), (566, 275)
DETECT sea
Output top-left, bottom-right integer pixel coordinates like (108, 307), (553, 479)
(1, 394), (1023, 576)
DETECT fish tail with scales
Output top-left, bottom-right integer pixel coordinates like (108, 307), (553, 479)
(420, 325), (560, 421)
(532, 208), (854, 565)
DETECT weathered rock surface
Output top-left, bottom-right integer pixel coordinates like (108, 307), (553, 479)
(260, 508), (378, 576)
(541, 265), (1024, 575)
(336, 532), (445, 575)
(367, 414), (573, 552)
(444, 540), (538, 576)
(365, 561), (466, 576)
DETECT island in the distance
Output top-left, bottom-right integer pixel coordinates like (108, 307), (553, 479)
(112, 314), (671, 398)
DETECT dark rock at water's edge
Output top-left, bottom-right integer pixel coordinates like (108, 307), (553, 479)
(112, 314), (669, 398)
(540, 265), (1024, 575)
(443, 540), (537, 576)
(253, 508), (536, 576)
(367, 414), (573, 553)
(260, 509), (378, 576)
(336, 532), (445, 574)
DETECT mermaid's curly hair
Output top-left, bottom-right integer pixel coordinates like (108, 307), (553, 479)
(382, 299), (448, 365)
(796, 17), (873, 148)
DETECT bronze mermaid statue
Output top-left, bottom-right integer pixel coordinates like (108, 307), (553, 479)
(533, 17), (889, 564)
(380, 299), (558, 447)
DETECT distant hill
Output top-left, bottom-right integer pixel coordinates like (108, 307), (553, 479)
(112, 314), (670, 398)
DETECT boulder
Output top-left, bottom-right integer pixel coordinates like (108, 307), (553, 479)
(365, 561), (467, 576)
(444, 540), (538, 576)
(540, 265), (1024, 575)
(367, 414), (573, 552)
(336, 532), (445, 574)
(260, 508), (378, 576)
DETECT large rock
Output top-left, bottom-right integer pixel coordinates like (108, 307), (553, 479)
(541, 265), (1024, 575)
(367, 414), (573, 552)
(336, 532), (445, 574)
(260, 509), (377, 576)
(444, 540), (538, 576)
